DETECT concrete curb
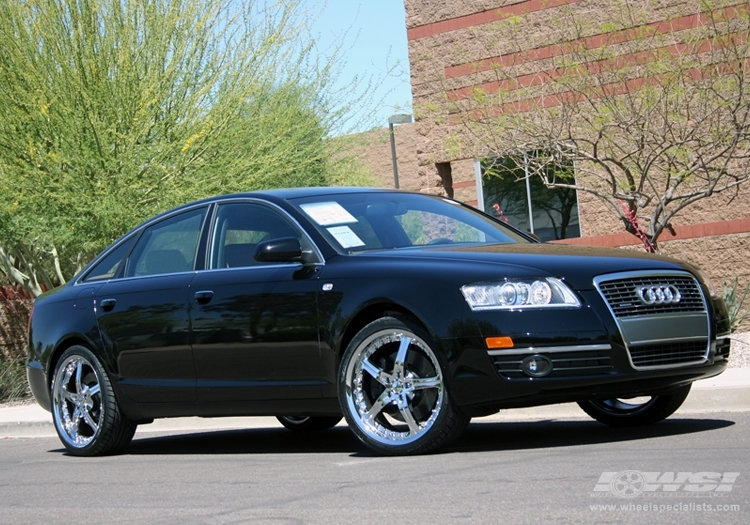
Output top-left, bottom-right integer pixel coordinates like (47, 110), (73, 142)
(2, 368), (749, 439)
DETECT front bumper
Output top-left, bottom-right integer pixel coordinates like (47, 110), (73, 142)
(443, 269), (731, 416)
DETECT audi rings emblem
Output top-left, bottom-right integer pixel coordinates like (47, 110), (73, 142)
(635, 284), (682, 305)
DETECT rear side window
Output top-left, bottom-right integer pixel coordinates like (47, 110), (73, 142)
(125, 207), (207, 277)
(82, 236), (136, 282)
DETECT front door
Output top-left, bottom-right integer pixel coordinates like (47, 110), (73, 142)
(189, 201), (322, 402)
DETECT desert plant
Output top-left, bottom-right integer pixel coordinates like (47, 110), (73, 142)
(723, 278), (750, 333)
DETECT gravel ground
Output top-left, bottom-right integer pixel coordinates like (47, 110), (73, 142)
(730, 331), (750, 368)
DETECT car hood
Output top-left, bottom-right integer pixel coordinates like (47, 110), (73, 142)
(355, 242), (694, 291)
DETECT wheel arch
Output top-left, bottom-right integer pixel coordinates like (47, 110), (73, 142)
(336, 301), (445, 368)
(335, 301), (442, 366)
(47, 336), (105, 390)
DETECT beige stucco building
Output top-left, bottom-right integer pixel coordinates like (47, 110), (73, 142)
(360, 0), (750, 318)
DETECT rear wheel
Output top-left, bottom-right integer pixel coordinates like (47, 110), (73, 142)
(276, 415), (342, 432)
(51, 345), (136, 456)
(577, 384), (692, 426)
(339, 316), (470, 455)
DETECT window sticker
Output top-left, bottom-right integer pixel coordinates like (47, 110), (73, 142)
(327, 226), (366, 248)
(300, 202), (357, 226)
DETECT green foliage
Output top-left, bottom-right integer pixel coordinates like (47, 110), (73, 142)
(0, 0), (369, 289)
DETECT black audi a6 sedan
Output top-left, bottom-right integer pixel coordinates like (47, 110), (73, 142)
(27, 187), (731, 456)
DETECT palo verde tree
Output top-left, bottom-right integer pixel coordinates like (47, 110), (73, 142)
(0, 0), (371, 295)
(434, 0), (750, 251)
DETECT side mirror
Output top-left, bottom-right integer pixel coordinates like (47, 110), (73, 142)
(527, 232), (542, 243)
(254, 237), (303, 263)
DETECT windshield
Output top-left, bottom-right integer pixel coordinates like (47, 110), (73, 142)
(291, 192), (530, 253)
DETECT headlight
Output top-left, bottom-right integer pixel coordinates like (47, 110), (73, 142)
(461, 278), (580, 311)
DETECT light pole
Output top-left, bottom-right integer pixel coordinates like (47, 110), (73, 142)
(388, 114), (412, 189)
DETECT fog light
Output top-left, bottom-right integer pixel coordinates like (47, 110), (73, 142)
(521, 355), (552, 377)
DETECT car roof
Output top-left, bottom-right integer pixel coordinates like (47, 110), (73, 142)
(134, 187), (418, 231)
(220, 186), (405, 200)
(166, 186), (409, 211)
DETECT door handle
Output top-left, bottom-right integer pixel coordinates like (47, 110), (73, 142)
(100, 298), (117, 312)
(194, 291), (214, 304)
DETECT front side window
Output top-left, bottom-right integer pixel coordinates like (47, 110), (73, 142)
(210, 202), (302, 269)
(125, 207), (207, 277)
(480, 153), (581, 242)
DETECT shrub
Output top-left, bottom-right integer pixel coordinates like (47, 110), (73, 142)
(0, 284), (32, 402)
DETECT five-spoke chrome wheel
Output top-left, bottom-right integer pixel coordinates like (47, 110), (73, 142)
(51, 346), (136, 456)
(339, 317), (469, 455)
(53, 353), (102, 448)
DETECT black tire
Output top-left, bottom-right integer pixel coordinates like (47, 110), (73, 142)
(50, 345), (136, 456)
(338, 316), (470, 455)
(577, 384), (692, 427)
(276, 415), (343, 432)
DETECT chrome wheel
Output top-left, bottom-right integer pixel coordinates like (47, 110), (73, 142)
(52, 354), (103, 448)
(594, 397), (657, 414)
(347, 329), (444, 444)
(51, 346), (136, 456)
(578, 384), (692, 426)
(339, 317), (469, 455)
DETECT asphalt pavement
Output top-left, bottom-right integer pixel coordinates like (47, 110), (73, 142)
(2, 368), (748, 439)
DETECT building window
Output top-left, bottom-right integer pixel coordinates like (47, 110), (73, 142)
(477, 153), (581, 242)
(435, 162), (454, 198)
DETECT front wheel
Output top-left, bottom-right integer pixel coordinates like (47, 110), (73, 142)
(51, 345), (136, 456)
(577, 384), (692, 427)
(276, 415), (342, 432)
(339, 316), (470, 455)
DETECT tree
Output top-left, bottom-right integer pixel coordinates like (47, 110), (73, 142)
(482, 153), (579, 241)
(0, 0), (372, 295)
(434, 0), (750, 251)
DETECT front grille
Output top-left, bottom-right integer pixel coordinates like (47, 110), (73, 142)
(597, 275), (705, 318)
(629, 341), (708, 368)
(491, 348), (614, 379)
(595, 271), (710, 370)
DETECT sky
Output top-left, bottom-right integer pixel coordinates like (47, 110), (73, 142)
(302, 0), (413, 131)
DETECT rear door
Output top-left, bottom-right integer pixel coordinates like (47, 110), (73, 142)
(95, 206), (208, 403)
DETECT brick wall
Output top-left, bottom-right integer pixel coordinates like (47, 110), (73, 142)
(389, 0), (750, 294)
